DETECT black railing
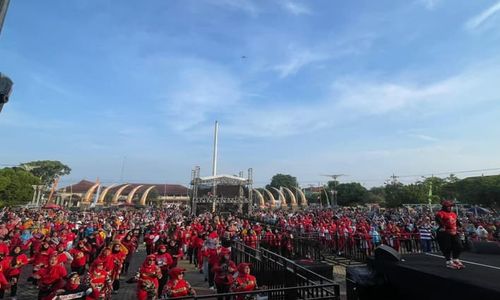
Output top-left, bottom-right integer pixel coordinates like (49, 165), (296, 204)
(237, 215), (443, 263)
(230, 241), (340, 300)
(166, 284), (339, 300)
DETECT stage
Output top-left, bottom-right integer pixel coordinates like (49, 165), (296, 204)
(367, 252), (500, 300)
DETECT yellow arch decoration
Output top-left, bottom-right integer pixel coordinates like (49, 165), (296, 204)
(282, 187), (298, 207)
(252, 189), (265, 208)
(83, 183), (100, 203)
(263, 189), (276, 208)
(98, 184), (116, 203)
(112, 184), (130, 204)
(293, 187), (307, 206)
(127, 185), (144, 204)
(139, 186), (156, 205)
(271, 187), (288, 208)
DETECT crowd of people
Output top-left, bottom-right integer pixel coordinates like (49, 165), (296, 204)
(0, 202), (497, 299)
(0, 206), (261, 300)
(247, 204), (500, 255)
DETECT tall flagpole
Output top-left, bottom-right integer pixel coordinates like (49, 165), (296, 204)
(212, 121), (219, 212)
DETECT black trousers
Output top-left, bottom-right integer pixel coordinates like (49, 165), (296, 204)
(216, 283), (231, 300)
(436, 231), (461, 260)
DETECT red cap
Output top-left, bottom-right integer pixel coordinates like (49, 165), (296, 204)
(220, 247), (231, 255)
(208, 231), (218, 239)
(237, 262), (251, 273)
(441, 200), (455, 207)
(169, 267), (186, 277)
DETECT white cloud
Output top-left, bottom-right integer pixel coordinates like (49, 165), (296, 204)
(465, 1), (500, 31)
(282, 1), (311, 15)
(417, 0), (441, 10)
(272, 49), (329, 78)
(158, 55), (500, 140)
(408, 134), (439, 142)
(162, 64), (242, 131)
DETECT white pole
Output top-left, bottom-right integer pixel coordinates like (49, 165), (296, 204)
(212, 121), (218, 177)
(212, 121), (219, 212)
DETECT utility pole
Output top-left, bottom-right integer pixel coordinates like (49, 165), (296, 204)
(211, 121), (219, 212)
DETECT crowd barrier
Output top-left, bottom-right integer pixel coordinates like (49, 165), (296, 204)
(239, 215), (444, 263)
(229, 241), (340, 300)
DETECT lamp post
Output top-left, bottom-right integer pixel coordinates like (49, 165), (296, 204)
(1, 1), (13, 114)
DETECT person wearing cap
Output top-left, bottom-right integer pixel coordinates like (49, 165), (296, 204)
(435, 200), (464, 269)
(212, 247), (236, 300)
(136, 254), (162, 300)
(231, 263), (257, 300)
(164, 267), (195, 298)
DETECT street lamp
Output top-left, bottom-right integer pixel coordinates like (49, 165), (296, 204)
(1, 1), (13, 114)
(321, 174), (347, 207)
(0, 73), (13, 113)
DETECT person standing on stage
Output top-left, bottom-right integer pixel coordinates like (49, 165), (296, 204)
(435, 200), (464, 269)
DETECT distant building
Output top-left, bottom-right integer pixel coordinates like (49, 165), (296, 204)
(57, 179), (189, 207)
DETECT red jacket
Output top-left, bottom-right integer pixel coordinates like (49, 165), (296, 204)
(165, 279), (192, 298)
(436, 210), (458, 235)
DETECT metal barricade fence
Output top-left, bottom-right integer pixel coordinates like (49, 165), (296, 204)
(229, 241), (341, 300)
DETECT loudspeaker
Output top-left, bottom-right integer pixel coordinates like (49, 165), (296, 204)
(374, 244), (401, 262)
(470, 241), (500, 255)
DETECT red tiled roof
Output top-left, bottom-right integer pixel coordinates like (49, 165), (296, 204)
(59, 180), (97, 194)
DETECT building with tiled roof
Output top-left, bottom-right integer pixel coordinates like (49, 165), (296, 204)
(57, 180), (189, 207)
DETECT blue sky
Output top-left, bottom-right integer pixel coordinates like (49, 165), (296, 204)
(1, 0), (500, 188)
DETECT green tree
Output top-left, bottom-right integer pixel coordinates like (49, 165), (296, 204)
(333, 182), (368, 206)
(384, 182), (406, 207)
(18, 160), (71, 187)
(0, 168), (41, 206)
(366, 186), (386, 204)
(266, 174), (298, 190)
(451, 175), (500, 207)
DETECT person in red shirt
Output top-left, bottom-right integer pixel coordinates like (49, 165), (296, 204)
(212, 248), (236, 300)
(231, 263), (257, 300)
(121, 232), (138, 274)
(0, 245), (28, 299)
(155, 244), (174, 295)
(435, 200), (464, 269)
(136, 254), (162, 300)
(70, 241), (89, 275)
(163, 267), (196, 298)
(34, 255), (67, 300)
(55, 243), (73, 266)
(87, 261), (111, 300)
(30, 241), (55, 285)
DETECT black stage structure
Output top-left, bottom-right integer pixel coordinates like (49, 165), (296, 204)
(190, 166), (253, 215)
(347, 250), (500, 300)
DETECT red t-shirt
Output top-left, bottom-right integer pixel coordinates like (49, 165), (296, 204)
(436, 210), (458, 235)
